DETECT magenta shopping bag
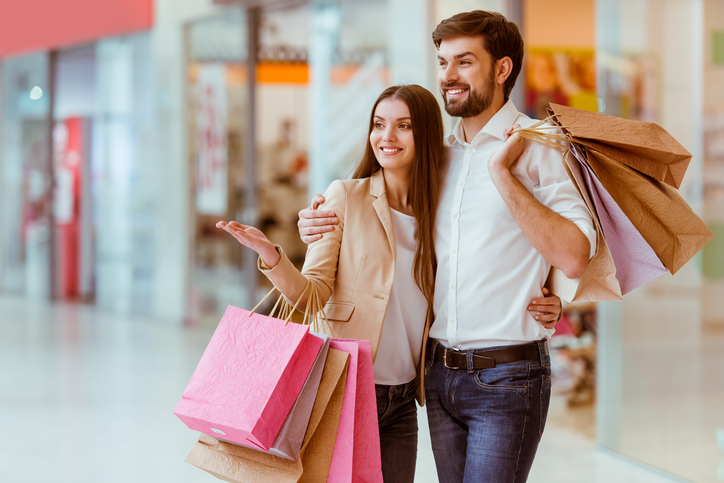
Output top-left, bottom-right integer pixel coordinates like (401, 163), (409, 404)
(327, 339), (383, 483)
(173, 305), (324, 452)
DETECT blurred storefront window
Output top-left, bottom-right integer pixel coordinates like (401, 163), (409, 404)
(185, 8), (251, 326)
(596, 1), (724, 482)
(0, 53), (51, 299)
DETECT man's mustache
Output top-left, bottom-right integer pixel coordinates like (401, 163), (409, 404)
(441, 82), (471, 90)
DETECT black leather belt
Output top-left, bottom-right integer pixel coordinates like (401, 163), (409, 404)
(428, 339), (548, 371)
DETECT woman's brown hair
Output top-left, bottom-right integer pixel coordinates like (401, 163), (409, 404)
(352, 84), (444, 309)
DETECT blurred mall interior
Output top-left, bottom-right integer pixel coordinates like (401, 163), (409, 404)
(1, 0), (723, 482)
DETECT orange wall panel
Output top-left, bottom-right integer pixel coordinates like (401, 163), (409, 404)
(524, 0), (595, 49)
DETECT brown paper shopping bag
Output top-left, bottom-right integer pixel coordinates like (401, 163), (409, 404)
(548, 103), (692, 188)
(185, 348), (349, 483)
(547, 151), (624, 302)
(585, 148), (713, 274)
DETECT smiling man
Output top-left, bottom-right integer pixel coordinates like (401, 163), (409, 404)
(298, 10), (597, 483)
(420, 11), (596, 483)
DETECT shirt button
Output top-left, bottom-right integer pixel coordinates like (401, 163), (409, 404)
(466, 148), (474, 154)
(458, 181), (464, 186)
(451, 248), (457, 254)
(450, 283), (455, 289)
(452, 213), (458, 219)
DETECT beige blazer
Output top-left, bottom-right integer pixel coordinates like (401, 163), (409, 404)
(260, 169), (431, 405)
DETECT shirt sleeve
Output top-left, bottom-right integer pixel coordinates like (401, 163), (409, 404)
(516, 137), (598, 259)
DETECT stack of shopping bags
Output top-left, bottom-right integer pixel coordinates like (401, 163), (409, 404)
(517, 103), (714, 302)
(173, 285), (383, 482)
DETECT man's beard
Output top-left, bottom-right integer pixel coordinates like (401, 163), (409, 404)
(442, 71), (496, 118)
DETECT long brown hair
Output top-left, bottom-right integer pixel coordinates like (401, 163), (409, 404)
(352, 85), (444, 309)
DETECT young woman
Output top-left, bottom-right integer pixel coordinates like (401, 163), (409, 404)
(217, 85), (561, 482)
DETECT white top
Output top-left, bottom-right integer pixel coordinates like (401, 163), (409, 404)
(372, 208), (427, 385)
(429, 100), (597, 350)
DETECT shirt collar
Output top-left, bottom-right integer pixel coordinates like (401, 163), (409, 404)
(447, 99), (520, 147)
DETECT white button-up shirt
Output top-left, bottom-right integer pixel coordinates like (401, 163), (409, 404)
(429, 100), (597, 350)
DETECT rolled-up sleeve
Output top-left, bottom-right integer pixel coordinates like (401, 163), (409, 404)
(525, 141), (597, 259)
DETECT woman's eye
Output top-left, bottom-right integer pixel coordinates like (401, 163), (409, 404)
(399, 123), (411, 129)
(375, 122), (384, 129)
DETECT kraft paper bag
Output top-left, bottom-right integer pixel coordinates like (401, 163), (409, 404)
(547, 149), (623, 302)
(585, 148), (713, 274)
(572, 145), (669, 294)
(174, 305), (325, 451)
(185, 348), (350, 483)
(328, 339), (383, 483)
(549, 103), (692, 188)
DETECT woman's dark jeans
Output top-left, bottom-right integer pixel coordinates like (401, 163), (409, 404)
(376, 379), (418, 482)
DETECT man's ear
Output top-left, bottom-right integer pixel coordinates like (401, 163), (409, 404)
(496, 56), (513, 86)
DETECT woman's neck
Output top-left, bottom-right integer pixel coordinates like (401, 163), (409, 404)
(382, 168), (413, 216)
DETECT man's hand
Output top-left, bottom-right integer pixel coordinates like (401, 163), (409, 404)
(297, 194), (339, 244)
(527, 287), (562, 329)
(488, 123), (527, 174)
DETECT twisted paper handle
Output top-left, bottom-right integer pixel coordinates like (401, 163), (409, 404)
(249, 280), (334, 336)
(511, 115), (570, 153)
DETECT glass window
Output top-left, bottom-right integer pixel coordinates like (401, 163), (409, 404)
(0, 53), (51, 299)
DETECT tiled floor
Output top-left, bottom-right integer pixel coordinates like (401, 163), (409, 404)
(0, 296), (689, 482)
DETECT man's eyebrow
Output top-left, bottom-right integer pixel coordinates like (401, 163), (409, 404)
(438, 51), (478, 61)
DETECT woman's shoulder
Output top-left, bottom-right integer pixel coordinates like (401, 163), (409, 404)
(326, 177), (372, 196)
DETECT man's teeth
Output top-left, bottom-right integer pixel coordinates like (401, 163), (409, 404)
(448, 88), (467, 94)
(381, 148), (401, 153)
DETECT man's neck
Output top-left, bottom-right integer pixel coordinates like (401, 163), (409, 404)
(459, 97), (507, 144)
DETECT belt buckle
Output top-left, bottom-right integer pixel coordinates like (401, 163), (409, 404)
(443, 347), (459, 369)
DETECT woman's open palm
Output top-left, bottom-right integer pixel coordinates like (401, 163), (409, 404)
(216, 221), (280, 267)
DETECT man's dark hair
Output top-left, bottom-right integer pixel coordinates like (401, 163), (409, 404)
(432, 10), (524, 101)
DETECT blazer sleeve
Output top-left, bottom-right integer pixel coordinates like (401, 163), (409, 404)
(258, 180), (347, 310)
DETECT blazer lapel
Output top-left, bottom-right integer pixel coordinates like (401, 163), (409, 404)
(370, 170), (396, 260)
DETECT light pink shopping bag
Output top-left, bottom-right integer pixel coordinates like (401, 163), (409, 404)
(328, 339), (383, 483)
(173, 305), (324, 452)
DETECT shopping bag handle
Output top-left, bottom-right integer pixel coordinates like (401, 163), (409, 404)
(511, 115), (570, 153)
(248, 280), (334, 335)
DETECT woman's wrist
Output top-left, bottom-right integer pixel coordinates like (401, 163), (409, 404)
(260, 244), (281, 269)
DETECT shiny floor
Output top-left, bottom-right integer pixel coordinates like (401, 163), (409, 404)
(0, 296), (686, 483)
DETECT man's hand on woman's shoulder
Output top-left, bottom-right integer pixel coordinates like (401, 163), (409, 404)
(297, 193), (339, 244)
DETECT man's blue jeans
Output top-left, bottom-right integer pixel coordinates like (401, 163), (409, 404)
(424, 340), (551, 483)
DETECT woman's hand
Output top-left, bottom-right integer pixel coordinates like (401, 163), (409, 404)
(216, 221), (281, 268)
(488, 123), (527, 175)
(528, 287), (562, 329)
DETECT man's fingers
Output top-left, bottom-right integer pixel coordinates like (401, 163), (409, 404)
(302, 234), (323, 244)
(300, 217), (338, 227)
(300, 225), (334, 236)
(298, 208), (337, 220)
(310, 194), (325, 210)
(531, 312), (558, 322)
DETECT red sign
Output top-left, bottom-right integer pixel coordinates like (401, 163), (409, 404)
(0, 0), (153, 58)
(53, 118), (83, 299)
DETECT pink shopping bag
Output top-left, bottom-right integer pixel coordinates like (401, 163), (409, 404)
(173, 305), (324, 452)
(328, 339), (383, 483)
